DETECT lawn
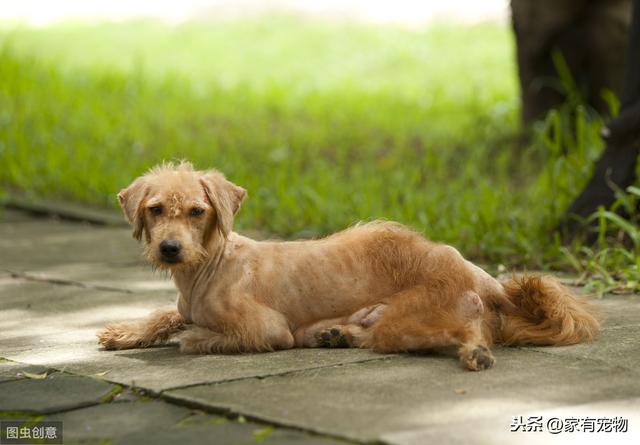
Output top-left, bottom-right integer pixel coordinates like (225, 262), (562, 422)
(0, 17), (637, 292)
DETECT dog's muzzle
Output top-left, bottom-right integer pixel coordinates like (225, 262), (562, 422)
(159, 239), (182, 263)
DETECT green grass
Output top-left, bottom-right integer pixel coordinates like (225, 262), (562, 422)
(0, 17), (638, 292)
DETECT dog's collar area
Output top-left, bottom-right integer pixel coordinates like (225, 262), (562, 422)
(179, 237), (227, 305)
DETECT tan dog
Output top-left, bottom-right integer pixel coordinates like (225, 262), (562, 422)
(98, 162), (600, 371)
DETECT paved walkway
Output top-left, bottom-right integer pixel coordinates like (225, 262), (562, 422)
(0, 209), (639, 444)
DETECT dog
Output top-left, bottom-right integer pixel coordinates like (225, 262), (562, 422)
(98, 162), (600, 371)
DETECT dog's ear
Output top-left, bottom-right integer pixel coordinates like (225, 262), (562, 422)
(200, 170), (246, 237)
(117, 178), (149, 241)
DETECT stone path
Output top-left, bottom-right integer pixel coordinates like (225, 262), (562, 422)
(1, 208), (639, 444)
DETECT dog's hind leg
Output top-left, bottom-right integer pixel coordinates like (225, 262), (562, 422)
(452, 292), (496, 371)
(293, 317), (349, 348)
(294, 303), (388, 348)
(312, 324), (365, 348)
(97, 306), (186, 350)
(360, 286), (496, 371)
(456, 319), (495, 371)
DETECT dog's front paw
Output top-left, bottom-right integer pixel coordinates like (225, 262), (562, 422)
(461, 345), (495, 371)
(97, 323), (146, 350)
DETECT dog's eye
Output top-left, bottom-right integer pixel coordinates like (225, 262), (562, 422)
(149, 205), (163, 216)
(190, 207), (205, 217)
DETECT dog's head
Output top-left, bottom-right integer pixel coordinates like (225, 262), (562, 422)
(117, 162), (246, 269)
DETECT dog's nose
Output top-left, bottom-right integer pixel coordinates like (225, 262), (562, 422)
(160, 240), (182, 258)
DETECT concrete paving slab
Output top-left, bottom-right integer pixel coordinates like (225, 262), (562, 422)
(2, 378), (350, 445)
(2, 197), (126, 226)
(113, 422), (347, 445)
(527, 294), (640, 370)
(0, 360), (53, 383)
(44, 400), (192, 441)
(0, 373), (116, 414)
(530, 324), (640, 371)
(165, 349), (640, 443)
(0, 280), (174, 353)
(7, 344), (387, 394)
(0, 208), (38, 224)
(11, 263), (175, 294)
(383, 397), (640, 445)
(0, 220), (139, 269)
(585, 293), (640, 328)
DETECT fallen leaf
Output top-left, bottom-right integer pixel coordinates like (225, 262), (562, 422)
(22, 371), (48, 379)
(253, 426), (274, 441)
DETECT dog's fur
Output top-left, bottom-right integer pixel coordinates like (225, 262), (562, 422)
(98, 162), (600, 371)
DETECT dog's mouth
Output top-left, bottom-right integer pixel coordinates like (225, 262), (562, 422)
(160, 255), (183, 265)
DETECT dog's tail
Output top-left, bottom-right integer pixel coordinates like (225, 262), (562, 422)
(499, 275), (600, 346)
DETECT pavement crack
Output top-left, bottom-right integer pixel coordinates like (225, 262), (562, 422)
(161, 355), (398, 393)
(4, 269), (133, 294)
(159, 394), (376, 445)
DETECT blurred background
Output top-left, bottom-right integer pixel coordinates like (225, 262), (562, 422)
(0, 0), (637, 293)
(0, 1), (508, 26)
